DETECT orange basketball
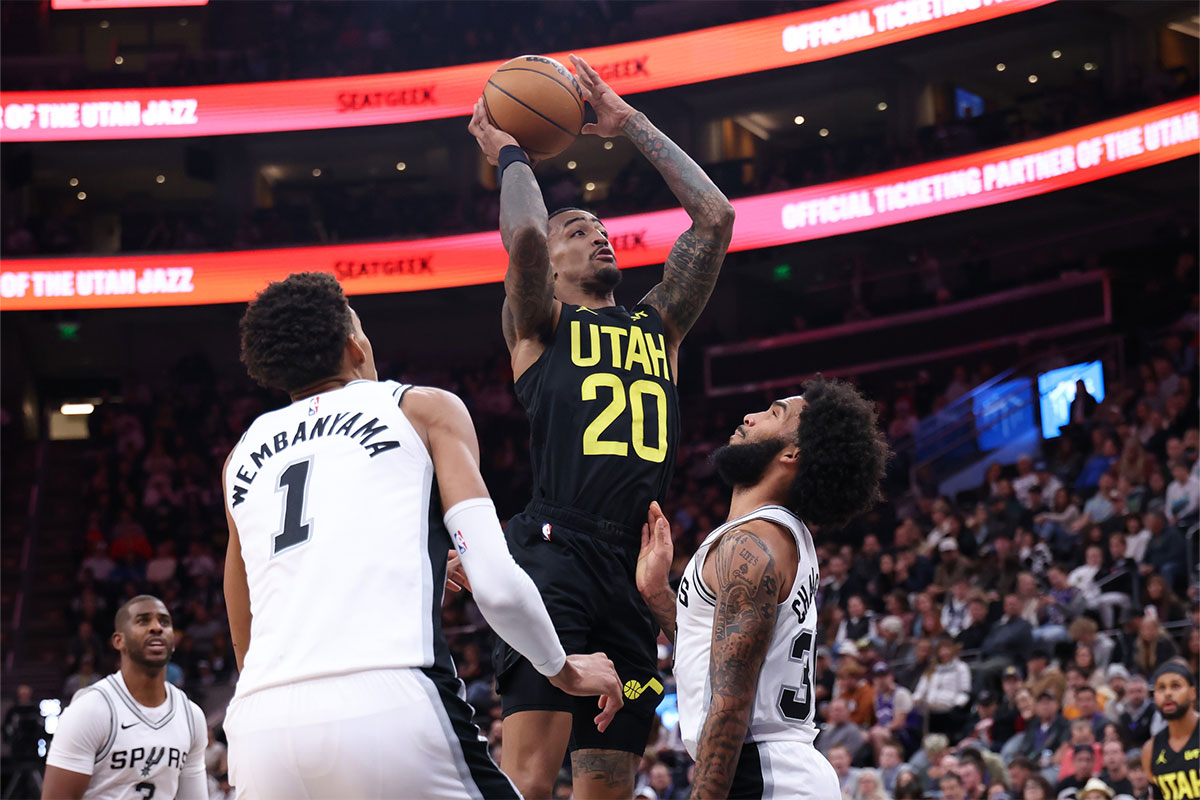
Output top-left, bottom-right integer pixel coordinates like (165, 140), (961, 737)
(483, 55), (585, 159)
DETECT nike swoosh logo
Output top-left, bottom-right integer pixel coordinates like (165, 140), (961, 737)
(120, 722), (138, 729)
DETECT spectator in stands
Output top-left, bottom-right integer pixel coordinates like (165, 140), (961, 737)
(1143, 575), (1187, 625)
(836, 659), (877, 727)
(109, 509), (152, 561)
(1099, 663), (1129, 717)
(934, 538), (971, 591)
(956, 596), (992, 655)
(1126, 755), (1151, 800)
(1017, 690), (1069, 760)
(78, 541), (117, 583)
(65, 620), (104, 675)
(825, 742), (860, 797)
(914, 635), (972, 738)
(1126, 616), (1178, 676)
(818, 698), (866, 763)
(1097, 741), (1134, 796)
(1165, 459), (1199, 526)
(853, 768), (888, 800)
(1054, 743), (1096, 797)
(1114, 674), (1155, 746)
(869, 661), (915, 755)
(145, 540), (178, 585)
(978, 593), (1035, 688)
(836, 595), (877, 647)
(1069, 618), (1116, 673)
(61, 653), (102, 701)
(1139, 511), (1188, 591)
(1037, 564), (1083, 644)
(1076, 474), (1118, 531)
(1077, 439), (1119, 491)
(1021, 773), (1054, 799)
(878, 740), (906, 794)
(1095, 534), (1138, 625)
(941, 579), (973, 638)
(877, 615), (910, 664)
(940, 771), (967, 800)
(824, 555), (866, 610)
(1071, 685), (1108, 739)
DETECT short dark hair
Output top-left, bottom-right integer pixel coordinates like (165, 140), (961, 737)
(1009, 756), (1036, 772)
(114, 594), (166, 632)
(240, 272), (352, 393)
(548, 206), (591, 221)
(940, 772), (963, 787)
(1076, 685), (1097, 697)
(787, 376), (888, 528)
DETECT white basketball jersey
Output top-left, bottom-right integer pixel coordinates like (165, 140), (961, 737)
(45, 672), (206, 800)
(225, 380), (450, 698)
(674, 505), (822, 758)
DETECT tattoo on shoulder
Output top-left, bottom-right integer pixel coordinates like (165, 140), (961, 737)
(712, 530), (781, 641)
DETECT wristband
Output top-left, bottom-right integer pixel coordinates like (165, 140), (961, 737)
(498, 145), (531, 175)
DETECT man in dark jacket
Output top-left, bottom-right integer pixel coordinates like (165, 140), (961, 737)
(1116, 674), (1157, 746)
(1019, 690), (1070, 760)
(992, 666), (1025, 746)
(975, 593), (1034, 691)
(956, 597), (992, 656)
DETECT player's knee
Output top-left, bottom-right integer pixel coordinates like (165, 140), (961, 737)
(508, 767), (554, 800)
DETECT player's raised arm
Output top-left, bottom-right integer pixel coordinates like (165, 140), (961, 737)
(221, 450), (251, 673)
(636, 502), (677, 643)
(691, 524), (790, 800)
(467, 99), (557, 368)
(570, 54), (734, 353)
(402, 386), (624, 730)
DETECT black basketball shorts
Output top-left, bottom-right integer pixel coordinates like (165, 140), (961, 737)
(493, 502), (663, 755)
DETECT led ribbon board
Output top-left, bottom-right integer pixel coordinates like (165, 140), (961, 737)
(2, 0), (1054, 141)
(1, 98), (1194, 311)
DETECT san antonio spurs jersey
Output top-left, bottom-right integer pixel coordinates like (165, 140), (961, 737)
(673, 505), (822, 758)
(225, 380), (456, 699)
(45, 672), (206, 800)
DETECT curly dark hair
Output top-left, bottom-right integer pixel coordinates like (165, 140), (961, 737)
(239, 272), (352, 393)
(788, 376), (888, 528)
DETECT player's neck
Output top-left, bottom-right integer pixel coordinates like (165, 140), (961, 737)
(556, 285), (615, 309)
(120, 662), (168, 707)
(727, 483), (788, 521)
(290, 371), (362, 401)
(1168, 709), (1199, 741)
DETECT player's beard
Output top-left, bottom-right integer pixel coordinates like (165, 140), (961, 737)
(1160, 700), (1190, 720)
(713, 437), (789, 488)
(582, 263), (622, 294)
(127, 635), (175, 669)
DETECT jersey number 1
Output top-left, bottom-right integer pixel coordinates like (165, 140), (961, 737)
(777, 630), (816, 722)
(273, 458), (313, 555)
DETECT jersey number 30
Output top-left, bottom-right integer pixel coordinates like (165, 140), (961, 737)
(777, 630), (816, 722)
(273, 458), (314, 556)
(581, 373), (667, 463)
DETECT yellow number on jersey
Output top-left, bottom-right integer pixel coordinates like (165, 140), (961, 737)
(581, 374), (667, 463)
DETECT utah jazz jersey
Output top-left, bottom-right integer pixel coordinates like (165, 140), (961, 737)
(674, 506), (823, 758)
(1150, 723), (1200, 800)
(516, 303), (680, 533)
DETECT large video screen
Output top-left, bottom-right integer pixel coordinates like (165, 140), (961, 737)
(1037, 360), (1105, 439)
(974, 377), (1036, 450)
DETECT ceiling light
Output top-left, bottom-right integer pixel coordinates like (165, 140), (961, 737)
(76, 191), (86, 200)
(818, 128), (829, 137)
(1051, 50), (1062, 59)
(996, 63), (1006, 72)
(178, 18), (188, 26)
(603, 141), (613, 150)
(567, 161), (577, 170)
(312, 168), (322, 177)
(69, 178), (79, 187)
(793, 115), (805, 125)
(1083, 62), (1096, 71)
(1028, 74), (1038, 84)
(61, 403), (95, 416)
(395, 161), (406, 171)
(114, 56), (124, 65)
(155, 174), (165, 184)
(876, 102), (888, 111)
(585, 182), (596, 192)
(100, 20), (110, 28)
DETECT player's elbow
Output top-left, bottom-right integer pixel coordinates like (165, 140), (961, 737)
(503, 219), (548, 254)
(695, 201), (735, 239)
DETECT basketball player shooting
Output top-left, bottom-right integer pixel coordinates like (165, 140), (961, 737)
(42, 595), (207, 800)
(221, 273), (622, 799)
(636, 379), (887, 799)
(466, 54), (735, 798)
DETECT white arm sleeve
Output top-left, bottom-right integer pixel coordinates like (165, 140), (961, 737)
(45, 689), (111, 776)
(174, 703), (208, 800)
(445, 498), (567, 677)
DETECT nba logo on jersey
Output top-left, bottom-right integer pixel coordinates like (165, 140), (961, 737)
(541, 523), (552, 541)
(453, 530), (467, 554)
(307, 396), (319, 416)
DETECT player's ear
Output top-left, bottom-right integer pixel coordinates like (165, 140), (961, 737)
(779, 445), (800, 466)
(111, 630), (123, 652)
(346, 333), (367, 368)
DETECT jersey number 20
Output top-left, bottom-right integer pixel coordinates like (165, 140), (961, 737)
(777, 630), (816, 722)
(581, 374), (667, 463)
(273, 458), (313, 556)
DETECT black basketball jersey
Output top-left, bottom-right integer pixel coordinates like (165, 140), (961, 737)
(515, 303), (680, 534)
(1150, 721), (1200, 800)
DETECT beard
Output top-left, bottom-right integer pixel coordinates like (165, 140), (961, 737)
(581, 263), (622, 294)
(713, 436), (789, 488)
(127, 636), (175, 669)
(1160, 701), (1191, 720)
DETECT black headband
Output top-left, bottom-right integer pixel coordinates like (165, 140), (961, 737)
(1152, 661), (1196, 687)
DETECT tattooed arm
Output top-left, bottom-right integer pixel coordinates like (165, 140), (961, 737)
(691, 526), (790, 800)
(570, 56), (734, 358)
(467, 99), (556, 373)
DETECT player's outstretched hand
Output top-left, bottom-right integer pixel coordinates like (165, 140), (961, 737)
(548, 652), (625, 732)
(445, 549), (472, 593)
(467, 97), (520, 166)
(569, 54), (637, 138)
(636, 501), (673, 600)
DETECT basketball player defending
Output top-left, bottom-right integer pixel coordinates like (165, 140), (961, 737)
(1142, 661), (1199, 800)
(637, 379), (887, 799)
(43, 595), (207, 800)
(221, 273), (623, 799)
(467, 54), (735, 797)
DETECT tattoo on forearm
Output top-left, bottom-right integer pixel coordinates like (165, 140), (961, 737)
(499, 164), (553, 337)
(624, 112), (733, 340)
(691, 530), (779, 800)
(644, 588), (677, 644)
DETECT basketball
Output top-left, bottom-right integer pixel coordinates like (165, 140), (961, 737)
(483, 55), (585, 159)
